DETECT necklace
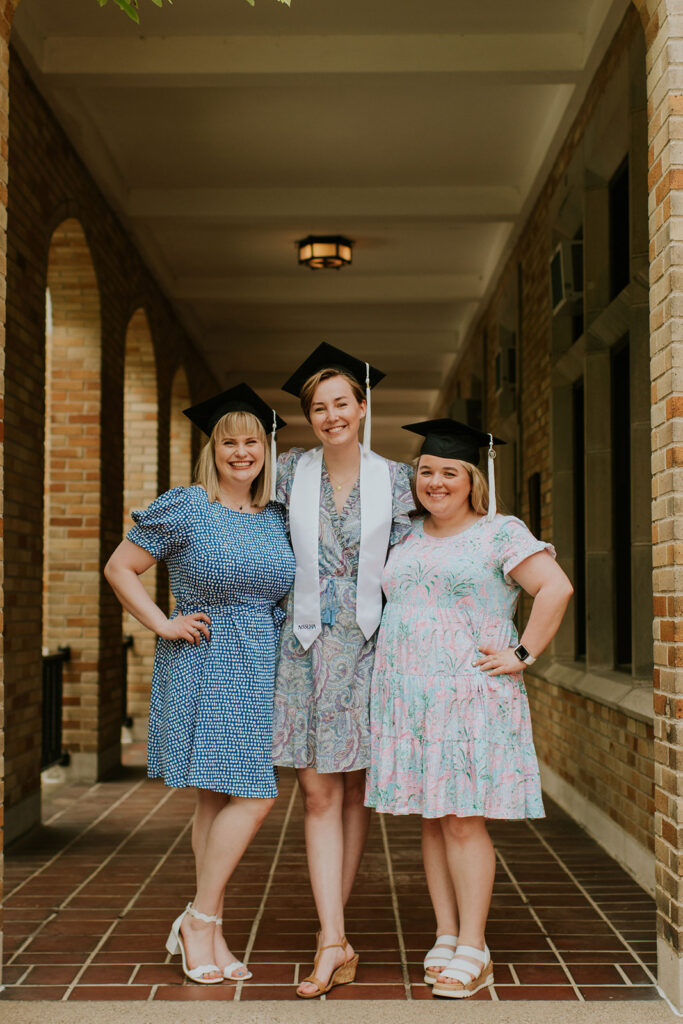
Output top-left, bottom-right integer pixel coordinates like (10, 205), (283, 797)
(327, 468), (358, 492)
(219, 492), (253, 512)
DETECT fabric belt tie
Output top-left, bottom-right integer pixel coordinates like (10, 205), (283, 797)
(289, 445), (392, 650)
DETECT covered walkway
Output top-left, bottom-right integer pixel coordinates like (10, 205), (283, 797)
(3, 753), (661, 1006)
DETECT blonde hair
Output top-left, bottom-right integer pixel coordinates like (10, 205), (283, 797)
(193, 410), (272, 507)
(411, 456), (490, 516)
(299, 368), (365, 422)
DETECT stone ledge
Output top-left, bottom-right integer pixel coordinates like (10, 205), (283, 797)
(528, 657), (654, 724)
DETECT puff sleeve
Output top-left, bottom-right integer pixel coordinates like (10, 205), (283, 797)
(126, 486), (196, 562)
(496, 515), (556, 584)
(389, 460), (416, 546)
(276, 448), (305, 507)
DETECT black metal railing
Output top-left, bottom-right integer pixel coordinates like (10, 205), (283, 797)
(122, 635), (134, 728)
(41, 645), (71, 770)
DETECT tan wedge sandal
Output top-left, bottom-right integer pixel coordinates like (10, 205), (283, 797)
(296, 936), (359, 998)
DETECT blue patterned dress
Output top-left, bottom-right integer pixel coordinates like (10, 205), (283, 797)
(272, 449), (414, 773)
(127, 486), (296, 798)
(365, 514), (554, 819)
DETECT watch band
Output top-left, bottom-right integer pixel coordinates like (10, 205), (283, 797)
(514, 643), (536, 666)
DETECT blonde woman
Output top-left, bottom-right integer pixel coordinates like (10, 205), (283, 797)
(273, 344), (414, 997)
(104, 384), (295, 985)
(366, 418), (573, 999)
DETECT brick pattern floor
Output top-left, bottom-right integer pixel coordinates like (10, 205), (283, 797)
(3, 754), (661, 1003)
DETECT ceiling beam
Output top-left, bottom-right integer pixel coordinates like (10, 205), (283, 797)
(127, 186), (521, 224)
(36, 33), (584, 84)
(176, 274), (485, 304)
(232, 371), (446, 391)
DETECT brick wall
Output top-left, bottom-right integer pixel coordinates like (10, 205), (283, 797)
(635, 0), (683, 1002)
(44, 220), (102, 760)
(527, 676), (655, 851)
(4, 48), (215, 833)
(444, 5), (655, 864)
(123, 309), (159, 721)
(170, 366), (193, 490)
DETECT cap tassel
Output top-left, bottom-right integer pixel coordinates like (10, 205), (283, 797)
(270, 410), (277, 502)
(486, 433), (497, 522)
(363, 361), (371, 454)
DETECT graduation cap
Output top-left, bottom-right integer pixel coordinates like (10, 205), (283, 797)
(404, 418), (506, 521)
(183, 382), (285, 437)
(282, 342), (384, 453)
(184, 383), (286, 502)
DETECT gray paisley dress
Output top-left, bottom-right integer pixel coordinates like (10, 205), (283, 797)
(273, 448), (414, 773)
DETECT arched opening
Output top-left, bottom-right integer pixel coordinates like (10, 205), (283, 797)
(123, 308), (159, 725)
(43, 218), (103, 782)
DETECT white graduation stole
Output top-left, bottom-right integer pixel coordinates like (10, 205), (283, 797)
(289, 446), (393, 650)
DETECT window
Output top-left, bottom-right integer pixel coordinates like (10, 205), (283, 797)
(609, 158), (630, 300)
(611, 339), (631, 669)
(573, 379), (586, 660)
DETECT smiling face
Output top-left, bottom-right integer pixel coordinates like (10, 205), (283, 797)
(308, 374), (367, 449)
(415, 454), (473, 519)
(212, 412), (265, 491)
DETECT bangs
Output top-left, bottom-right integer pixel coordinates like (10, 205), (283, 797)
(212, 410), (264, 442)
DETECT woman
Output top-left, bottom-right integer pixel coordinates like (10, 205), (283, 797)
(104, 383), (295, 985)
(365, 418), (573, 999)
(273, 343), (414, 997)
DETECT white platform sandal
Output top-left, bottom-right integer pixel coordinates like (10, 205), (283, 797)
(165, 903), (223, 984)
(423, 933), (458, 984)
(432, 944), (493, 998)
(214, 917), (253, 982)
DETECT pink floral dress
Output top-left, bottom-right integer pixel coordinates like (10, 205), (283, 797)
(365, 514), (554, 819)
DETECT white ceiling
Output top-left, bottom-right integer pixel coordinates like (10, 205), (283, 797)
(13, 0), (630, 458)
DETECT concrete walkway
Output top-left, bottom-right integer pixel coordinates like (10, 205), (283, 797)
(0, 1002), (677, 1023)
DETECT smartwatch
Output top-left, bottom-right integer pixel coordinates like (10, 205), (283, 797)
(514, 643), (536, 666)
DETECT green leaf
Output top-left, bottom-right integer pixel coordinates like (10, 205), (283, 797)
(114, 0), (140, 24)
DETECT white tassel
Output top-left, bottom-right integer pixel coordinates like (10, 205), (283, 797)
(486, 433), (497, 522)
(363, 361), (371, 454)
(270, 410), (277, 503)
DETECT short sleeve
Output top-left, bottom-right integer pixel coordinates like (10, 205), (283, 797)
(276, 448), (305, 506)
(389, 461), (416, 546)
(126, 486), (196, 562)
(496, 515), (556, 583)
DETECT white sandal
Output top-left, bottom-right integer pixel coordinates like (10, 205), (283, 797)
(423, 933), (458, 984)
(432, 944), (493, 999)
(213, 914), (253, 981)
(165, 903), (223, 985)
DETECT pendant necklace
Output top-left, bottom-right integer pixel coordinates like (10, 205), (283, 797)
(327, 468), (358, 492)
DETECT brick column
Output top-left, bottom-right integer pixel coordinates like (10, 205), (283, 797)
(123, 309), (159, 721)
(170, 365), (192, 489)
(0, 0), (20, 982)
(639, 0), (683, 1008)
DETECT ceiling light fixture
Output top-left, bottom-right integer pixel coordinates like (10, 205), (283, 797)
(297, 235), (353, 270)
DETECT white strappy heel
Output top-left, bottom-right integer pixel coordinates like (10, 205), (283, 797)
(432, 944), (493, 998)
(213, 915), (253, 982)
(165, 903), (223, 985)
(423, 933), (458, 984)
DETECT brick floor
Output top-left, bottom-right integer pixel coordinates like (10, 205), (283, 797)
(2, 749), (662, 1003)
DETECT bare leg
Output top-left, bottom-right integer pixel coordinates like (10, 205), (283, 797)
(341, 769), (371, 906)
(296, 768), (355, 996)
(437, 815), (495, 983)
(422, 817), (459, 937)
(181, 791), (274, 976)
(192, 789), (229, 882)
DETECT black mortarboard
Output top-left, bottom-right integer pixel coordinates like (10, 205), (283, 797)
(403, 418), (506, 465)
(183, 382), (286, 437)
(281, 342), (385, 398)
